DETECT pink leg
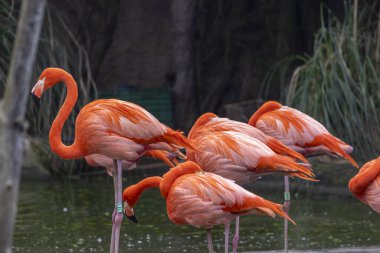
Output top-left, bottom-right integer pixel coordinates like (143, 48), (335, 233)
(114, 160), (124, 253)
(110, 160), (118, 253)
(110, 208), (117, 253)
(225, 223), (230, 253)
(207, 229), (214, 253)
(232, 216), (239, 253)
(110, 159), (124, 253)
(284, 175), (290, 253)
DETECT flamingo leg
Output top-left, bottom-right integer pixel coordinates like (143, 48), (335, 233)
(284, 175), (290, 253)
(207, 229), (214, 253)
(232, 216), (239, 253)
(225, 223), (230, 253)
(113, 159), (124, 253)
(110, 162), (118, 253)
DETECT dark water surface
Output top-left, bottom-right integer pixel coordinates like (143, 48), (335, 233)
(14, 175), (380, 252)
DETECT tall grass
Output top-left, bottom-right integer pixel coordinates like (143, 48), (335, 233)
(285, 2), (380, 161)
(0, 0), (96, 176)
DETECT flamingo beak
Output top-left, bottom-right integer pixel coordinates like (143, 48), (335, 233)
(124, 201), (138, 223)
(31, 79), (45, 108)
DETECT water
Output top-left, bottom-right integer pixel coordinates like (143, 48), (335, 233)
(13, 175), (380, 253)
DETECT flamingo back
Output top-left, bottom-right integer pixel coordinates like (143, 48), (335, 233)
(166, 170), (290, 228)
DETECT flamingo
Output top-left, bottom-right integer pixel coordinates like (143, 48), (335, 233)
(188, 112), (309, 164)
(122, 161), (295, 253)
(349, 157), (380, 213)
(248, 100), (358, 252)
(30, 67), (194, 253)
(186, 113), (315, 252)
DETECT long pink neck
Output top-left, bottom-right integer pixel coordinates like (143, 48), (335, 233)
(160, 161), (201, 198)
(49, 73), (83, 159)
(248, 101), (282, 126)
(123, 177), (162, 207)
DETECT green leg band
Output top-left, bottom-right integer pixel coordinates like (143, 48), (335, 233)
(284, 192), (291, 201)
(117, 203), (123, 213)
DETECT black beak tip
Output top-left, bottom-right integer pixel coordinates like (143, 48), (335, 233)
(32, 93), (40, 108)
(127, 215), (138, 223)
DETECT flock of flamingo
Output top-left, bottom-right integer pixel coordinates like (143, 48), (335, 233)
(30, 67), (380, 253)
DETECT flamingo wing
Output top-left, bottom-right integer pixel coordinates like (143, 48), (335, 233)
(200, 117), (308, 163)
(79, 99), (167, 141)
(188, 149), (259, 184)
(191, 131), (276, 168)
(255, 107), (327, 145)
(256, 106), (357, 166)
(76, 99), (192, 161)
(188, 130), (314, 182)
(167, 171), (291, 228)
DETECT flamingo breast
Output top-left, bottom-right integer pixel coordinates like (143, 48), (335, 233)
(363, 177), (380, 213)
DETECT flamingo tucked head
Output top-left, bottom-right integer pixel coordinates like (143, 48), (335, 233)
(31, 68), (70, 106)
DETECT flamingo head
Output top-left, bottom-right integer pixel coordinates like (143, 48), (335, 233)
(123, 201), (138, 223)
(31, 68), (68, 107)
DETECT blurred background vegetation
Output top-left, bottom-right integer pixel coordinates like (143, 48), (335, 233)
(1, 0), (379, 178)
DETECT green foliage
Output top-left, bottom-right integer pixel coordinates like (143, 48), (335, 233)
(268, 2), (380, 161)
(0, 0), (96, 176)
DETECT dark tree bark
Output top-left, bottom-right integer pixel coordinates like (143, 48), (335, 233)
(171, 0), (199, 131)
(0, 1), (46, 252)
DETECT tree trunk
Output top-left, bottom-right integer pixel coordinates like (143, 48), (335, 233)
(0, 1), (46, 252)
(171, 0), (199, 131)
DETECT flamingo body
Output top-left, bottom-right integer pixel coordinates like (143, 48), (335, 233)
(349, 157), (380, 212)
(123, 162), (293, 249)
(187, 114), (315, 184)
(189, 113), (308, 164)
(248, 101), (358, 167)
(31, 68), (193, 253)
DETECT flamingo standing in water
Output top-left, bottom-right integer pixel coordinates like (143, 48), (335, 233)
(30, 67), (194, 253)
(122, 161), (295, 253)
(248, 100), (358, 252)
(349, 157), (380, 213)
(186, 113), (315, 252)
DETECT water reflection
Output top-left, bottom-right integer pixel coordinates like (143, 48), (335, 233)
(14, 174), (380, 252)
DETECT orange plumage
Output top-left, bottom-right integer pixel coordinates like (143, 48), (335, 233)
(349, 157), (380, 212)
(123, 161), (294, 228)
(31, 67), (194, 253)
(248, 101), (358, 168)
(186, 113), (315, 184)
(188, 112), (308, 164)
(31, 68), (194, 164)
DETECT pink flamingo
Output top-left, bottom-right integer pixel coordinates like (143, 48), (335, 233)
(122, 161), (295, 253)
(248, 100), (358, 252)
(186, 113), (315, 252)
(31, 67), (194, 253)
(349, 157), (380, 213)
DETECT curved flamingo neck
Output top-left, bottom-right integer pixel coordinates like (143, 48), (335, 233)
(160, 161), (202, 198)
(349, 158), (380, 195)
(248, 101), (282, 126)
(123, 177), (162, 207)
(49, 73), (83, 159)
(188, 112), (217, 139)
